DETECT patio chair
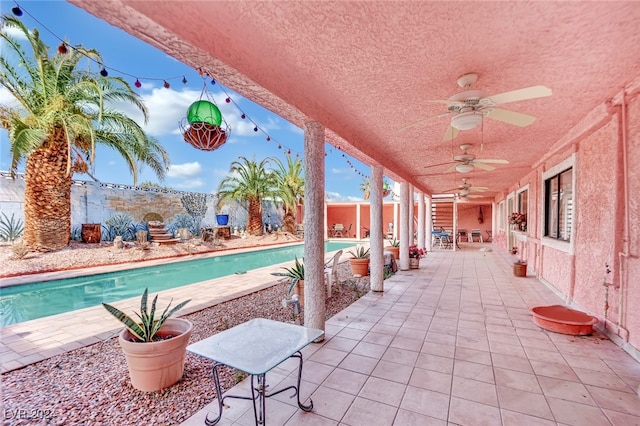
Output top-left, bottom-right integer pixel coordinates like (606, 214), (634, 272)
(324, 250), (343, 298)
(470, 229), (483, 243)
(457, 229), (469, 242)
(344, 224), (353, 238)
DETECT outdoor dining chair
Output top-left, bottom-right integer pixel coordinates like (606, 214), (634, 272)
(324, 250), (343, 298)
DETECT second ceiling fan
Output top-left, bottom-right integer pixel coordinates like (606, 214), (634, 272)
(424, 144), (509, 173)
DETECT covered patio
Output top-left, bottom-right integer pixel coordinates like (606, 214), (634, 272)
(181, 247), (640, 426)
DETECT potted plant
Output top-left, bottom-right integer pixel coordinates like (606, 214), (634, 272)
(408, 245), (426, 269)
(102, 288), (192, 392)
(348, 246), (370, 276)
(271, 257), (306, 306)
(386, 238), (400, 261)
(513, 260), (527, 277)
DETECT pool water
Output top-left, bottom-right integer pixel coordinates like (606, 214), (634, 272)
(0, 241), (355, 326)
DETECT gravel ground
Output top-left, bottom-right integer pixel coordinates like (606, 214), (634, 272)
(1, 236), (369, 426)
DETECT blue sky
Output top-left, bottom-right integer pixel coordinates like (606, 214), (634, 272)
(0, 0), (377, 201)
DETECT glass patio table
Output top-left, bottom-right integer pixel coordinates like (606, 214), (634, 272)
(187, 318), (324, 426)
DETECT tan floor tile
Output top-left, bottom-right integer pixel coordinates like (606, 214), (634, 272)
(488, 340), (527, 358)
(323, 336), (359, 353)
(389, 336), (423, 352)
(322, 368), (368, 395)
(602, 409), (640, 426)
(587, 385), (640, 416)
(491, 353), (533, 373)
(309, 347), (348, 367)
(496, 386), (554, 420)
(523, 346), (567, 364)
(501, 409), (557, 426)
(381, 347), (419, 366)
(302, 361), (336, 385)
(547, 396), (612, 426)
(448, 397), (502, 426)
(371, 359), (413, 384)
(415, 352), (454, 374)
(342, 396), (397, 426)
(393, 409), (447, 426)
(338, 353), (379, 375)
(284, 410), (339, 425)
(359, 376), (407, 406)
(494, 367), (541, 393)
(537, 375), (595, 405)
(573, 367), (634, 392)
(420, 341), (455, 358)
(564, 353), (615, 373)
(399, 386), (450, 420)
(453, 359), (495, 384)
(351, 341), (387, 359)
(425, 331), (456, 345)
(361, 331), (394, 346)
(451, 376), (498, 406)
(408, 367), (452, 394)
(306, 385), (355, 421)
(454, 347), (492, 366)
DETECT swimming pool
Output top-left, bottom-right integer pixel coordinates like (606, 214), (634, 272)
(0, 241), (355, 326)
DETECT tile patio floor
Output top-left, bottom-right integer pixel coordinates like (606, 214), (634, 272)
(181, 246), (640, 426)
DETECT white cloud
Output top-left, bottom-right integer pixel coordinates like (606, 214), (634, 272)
(172, 179), (205, 190)
(0, 87), (19, 109)
(2, 25), (28, 41)
(325, 191), (364, 202)
(167, 162), (202, 178)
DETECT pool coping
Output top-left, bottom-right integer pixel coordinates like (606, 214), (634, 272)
(0, 242), (356, 374)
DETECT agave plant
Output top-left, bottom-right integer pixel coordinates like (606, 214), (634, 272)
(271, 257), (305, 294)
(102, 288), (191, 342)
(348, 246), (370, 259)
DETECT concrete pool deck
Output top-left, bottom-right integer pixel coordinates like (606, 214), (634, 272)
(0, 243), (353, 373)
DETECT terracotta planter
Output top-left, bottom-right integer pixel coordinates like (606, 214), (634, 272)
(349, 258), (370, 276)
(118, 318), (193, 392)
(183, 122), (228, 151)
(409, 258), (420, 269)
(81, 224), (101, 243)
(513, 262), (527, 277)
(293, 279), (305, 307)
(531, 305), (598, 335)
(386, 246), (400, 261)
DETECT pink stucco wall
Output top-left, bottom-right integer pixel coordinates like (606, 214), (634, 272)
(497, 86), (640, 353)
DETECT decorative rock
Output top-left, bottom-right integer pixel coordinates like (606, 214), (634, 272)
(113, 236), (124, 249)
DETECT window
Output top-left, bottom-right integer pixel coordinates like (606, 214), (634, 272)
(545, 168), (573, 241)
(516, 187), (529, 230)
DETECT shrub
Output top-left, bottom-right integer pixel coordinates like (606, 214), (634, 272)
(0, 213), (24, 242)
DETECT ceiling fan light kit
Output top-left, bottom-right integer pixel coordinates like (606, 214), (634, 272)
(451, 111), (484, 130)
(456, 163), (475, 173)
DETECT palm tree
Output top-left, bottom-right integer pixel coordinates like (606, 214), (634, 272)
(0, 17), (169, 251)
(273, 155), (304, 233)
(360, 177), (371, 200)
(217, 156), (278, 236)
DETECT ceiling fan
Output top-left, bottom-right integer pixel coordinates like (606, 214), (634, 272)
(424, 144), (509, 173)
(398, 73), (552, 140)
(444, 178), (488, 195)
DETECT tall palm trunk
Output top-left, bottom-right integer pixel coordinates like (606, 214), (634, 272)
(247, 197), (263, 236)
(22, 128), (72, 251)
(282, 209), (296, 233)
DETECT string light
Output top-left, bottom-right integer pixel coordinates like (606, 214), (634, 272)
(11, 1), (374, 183)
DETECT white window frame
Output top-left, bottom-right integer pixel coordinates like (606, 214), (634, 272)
(541, 153), (577, 254)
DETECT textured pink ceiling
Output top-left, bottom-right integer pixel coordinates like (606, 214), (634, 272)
(72, 1), (640, 200)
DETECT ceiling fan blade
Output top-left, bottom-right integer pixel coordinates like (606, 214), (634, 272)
(472, 162), (496, 171)
(484, 85), (552, 105)
(397, 112), (447, 132)
(423, 161), (455, 169)
(442, 126), (460, 141)
(469, 186), (488, 192)
(425, 99), (451, 105)
(446, 163), (458, 172)
(485, 108), (537, 127)
(474, 158), (509, 164)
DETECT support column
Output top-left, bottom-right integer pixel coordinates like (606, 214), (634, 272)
(426, 196), (433, 251)
(417, 191), (425, 249)
(399, 182), (410, 270)
(408, 185), (414, 245)
(392, 203), (399, 239)
(303, 121), (325, 337)
(370, 165), (384, 292)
